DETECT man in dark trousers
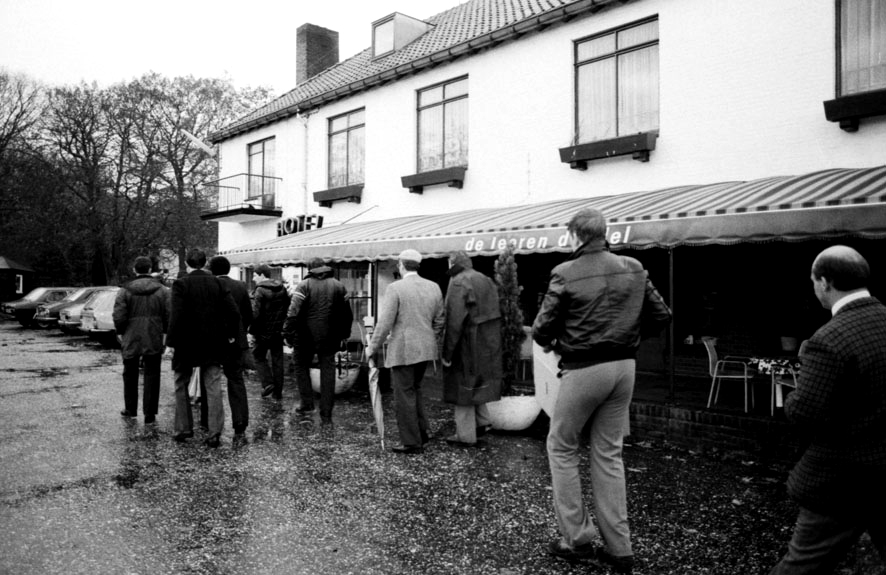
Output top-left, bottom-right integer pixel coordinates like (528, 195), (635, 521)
(366, 249), (444, 454)
(533, 208), (671, 573)
(441, 251), (502, 447)
(282, 257), (352, 425)
(770, 245), (886, 574)
(208, 256), (253, 441)
(113, 256), (170, 426)
(250, 264), (290, 400)
(166, 249), (240, 448)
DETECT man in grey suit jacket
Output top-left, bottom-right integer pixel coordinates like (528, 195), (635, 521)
(770, 245), (886, 574)
(366, 249), (444, 454)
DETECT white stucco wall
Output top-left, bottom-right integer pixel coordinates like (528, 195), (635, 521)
(216, 0), (886, 254)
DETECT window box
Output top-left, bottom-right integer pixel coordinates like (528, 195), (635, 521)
(559, 132), (658, 170)
(823, 89), (886, 132)
(313, 184), (364, 208)
(401, 166), (467, 194)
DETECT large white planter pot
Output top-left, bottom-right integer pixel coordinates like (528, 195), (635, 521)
(485, 395), (542, 431)
(310, 362), (360, 395)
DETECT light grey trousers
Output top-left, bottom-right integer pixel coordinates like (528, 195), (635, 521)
(546, 359), (634, 557)
(174, 364), (224, 438)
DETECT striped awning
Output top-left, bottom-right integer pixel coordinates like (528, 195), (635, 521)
(222, 166), (886, 266)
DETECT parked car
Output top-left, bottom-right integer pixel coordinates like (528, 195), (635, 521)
(33, 287), (111, 330)
(58, 288), (115, 334)
(79, 287), (120, 346)
(1, 287), (77, 327)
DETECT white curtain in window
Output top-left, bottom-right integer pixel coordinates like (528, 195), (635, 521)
(619, 46), (660, 135)
(419, 106), (444, 172)
(842, 0), (886, 94)
(329, 132), (348, 188)
(444, 98), (468, 168)
(348, 126), (365, 184)
(577, 58), (616, 142)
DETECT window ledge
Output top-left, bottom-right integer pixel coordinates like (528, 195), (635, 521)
(313, 184), (364, 208)
(558, 132), (658, 170)
(401, 166), (467, 194)
(823, 89), (886, 132)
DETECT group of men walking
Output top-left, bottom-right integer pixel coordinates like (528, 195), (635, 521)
(110, 206), (885, 574)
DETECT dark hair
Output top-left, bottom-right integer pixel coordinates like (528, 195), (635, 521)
(567, 208), (607, 244)
(308, 257), (325, 270)
(133, 256), (152, 274)
(254, 264), (272, 277)
(812, 247), (870, 291)
(401, 260), (421, 272)
(208, 256), (231, 276)
(186, 249), (207, 269)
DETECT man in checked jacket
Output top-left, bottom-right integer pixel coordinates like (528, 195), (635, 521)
(770, 245), (886, 574)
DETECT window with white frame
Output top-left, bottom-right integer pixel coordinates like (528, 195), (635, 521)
(328, 109), (365, 188)
(838, 0), (886, 96)
(247, 138), (276, 200)
(575, 18), (659, 143)
(417, 77), (468, 173)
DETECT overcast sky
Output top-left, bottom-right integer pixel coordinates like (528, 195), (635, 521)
(0, 0), (461, 95)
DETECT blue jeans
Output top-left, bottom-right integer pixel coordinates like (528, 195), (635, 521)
(174, 365), (224, 438)
(547, 359), (634, 557)
(770, 506), (886, 574)
(253, 334), (284, 397)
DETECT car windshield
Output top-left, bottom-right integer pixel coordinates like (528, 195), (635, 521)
(92, 290), (118, 309)
(63, 288), (91, 302)
(22, 288), (49, 302)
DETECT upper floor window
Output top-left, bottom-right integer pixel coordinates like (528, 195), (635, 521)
(247, 138), (275, 199)
(328, 109), (365, 188)
(575, 18), (659, 143)
(838, 0), (886, 96)
(417, 77), (468, 173)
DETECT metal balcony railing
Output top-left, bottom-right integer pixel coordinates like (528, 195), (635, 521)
(201, 173), (283, 214)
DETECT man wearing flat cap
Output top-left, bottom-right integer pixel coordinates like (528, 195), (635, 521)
(366, 249), (445, 454)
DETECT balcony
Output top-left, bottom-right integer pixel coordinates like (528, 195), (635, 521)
(200, 174), (284, 222)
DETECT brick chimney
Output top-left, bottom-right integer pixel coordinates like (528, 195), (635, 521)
(297, 24), (339, 85)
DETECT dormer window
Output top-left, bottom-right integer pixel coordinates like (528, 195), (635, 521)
(372, 13), (433, 58)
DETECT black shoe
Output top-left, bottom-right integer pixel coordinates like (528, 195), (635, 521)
(173, 431), (194, 443)
(204, 435), (220, 448)
(420, 430), (432, 445)
(295, 406), (314, 415)
(597, 548), (634, 574)
(120, 410), (136, 417)
(272, 394), (282, 400)
(261, 385), (274, 398)
(233, 426), (246, 435)
(144, 415), (156, 425)
(391, 445), (423, 455)
(320, 416), (333, 426)
(548, 539), (596, 561)
(445, 436), (479, 448)
(476, 424), (491, 437)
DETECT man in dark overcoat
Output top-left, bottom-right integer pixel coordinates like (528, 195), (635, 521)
(113, 256), (170, 425)
(208, 256), (253, 440)
(282, 257), (352, 425)
(166, 249), (240, 448)
(441, 251), (502, 447)
(770, 245), (886, 574)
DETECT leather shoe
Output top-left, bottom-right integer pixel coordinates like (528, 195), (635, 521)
(391, 445), (423, 455)
(173, 431), (194, 443)
(548, 539), (596, 561)
(597, 548), (634, 574)
(204, 436), (220, 449)
(445, 436), (479, 448)
(120, 410), (136, 417)
(144, 415), (156, 425)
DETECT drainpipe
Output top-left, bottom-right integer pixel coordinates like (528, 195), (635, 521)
(299, 111), (311, 216)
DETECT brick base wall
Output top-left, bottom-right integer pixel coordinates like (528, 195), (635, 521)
(629, 402), (803, 464)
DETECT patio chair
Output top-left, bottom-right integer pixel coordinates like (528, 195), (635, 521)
(702, 337), (755, 412)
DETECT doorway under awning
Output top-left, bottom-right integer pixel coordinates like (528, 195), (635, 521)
(221, 166), (886, 266)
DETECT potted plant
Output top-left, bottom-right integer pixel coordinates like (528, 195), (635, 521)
(484, 245), (541, 430)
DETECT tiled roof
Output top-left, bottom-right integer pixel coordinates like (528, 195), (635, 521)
(210, 0), (615, 142)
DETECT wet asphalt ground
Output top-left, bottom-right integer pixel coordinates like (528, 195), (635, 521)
(0, 320), (882, 575)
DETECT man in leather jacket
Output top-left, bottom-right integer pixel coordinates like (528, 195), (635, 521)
(533, 208), (671, 573)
